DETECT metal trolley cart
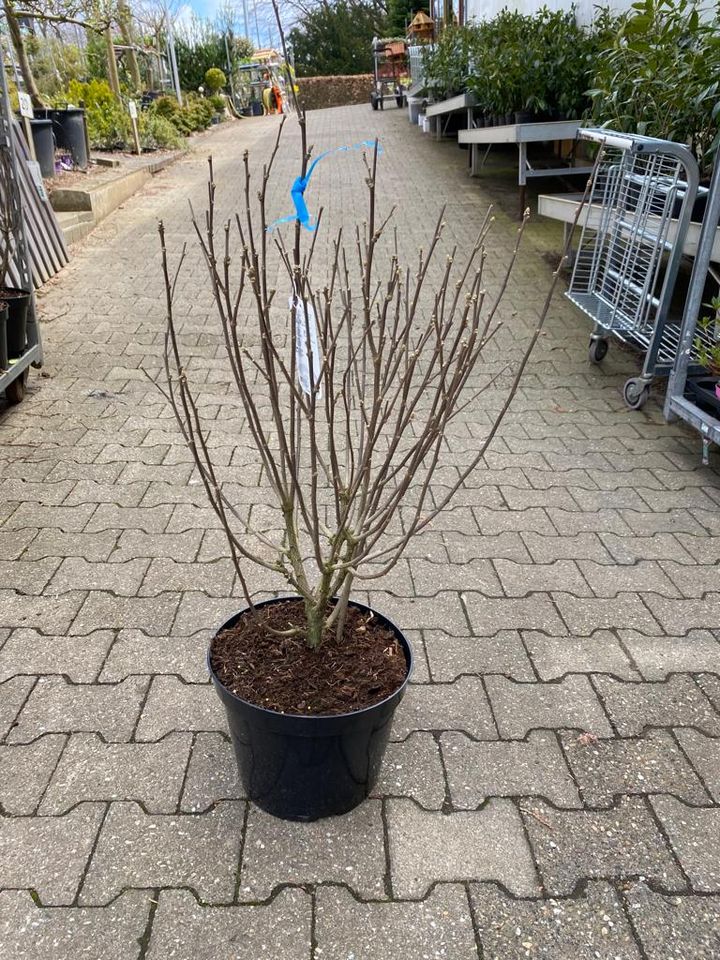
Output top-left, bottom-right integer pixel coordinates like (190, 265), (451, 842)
(565, 128), (699, 409)
(370, 37), (408, 111)
(665, 159), (720, 464)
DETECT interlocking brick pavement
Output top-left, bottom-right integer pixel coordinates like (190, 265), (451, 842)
(1, 106), (720, 955)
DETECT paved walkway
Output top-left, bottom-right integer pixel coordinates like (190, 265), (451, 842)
(1, 106), (720, 958)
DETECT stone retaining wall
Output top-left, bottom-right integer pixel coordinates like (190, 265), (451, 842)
(297, 75), (373, 111)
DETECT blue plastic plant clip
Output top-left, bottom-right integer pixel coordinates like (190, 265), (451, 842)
(267, 139), (382, 233)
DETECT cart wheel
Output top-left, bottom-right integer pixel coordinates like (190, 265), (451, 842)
(371, 93), (379, 111)
(623, 377), (650, 410)
(5, 369), (28, 405)
(588, 337), (608, 364)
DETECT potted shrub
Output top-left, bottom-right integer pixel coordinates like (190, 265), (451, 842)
(0, 146), (29, 360)
(688, 295), (720, 411)
(157, 42), (561, 822)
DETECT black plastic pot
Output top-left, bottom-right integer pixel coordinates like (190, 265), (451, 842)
(208, 597), (413, 821)
(0, 303), (8, 370)
(51, 108), (88, 170)
(514, 110), (534, 124)
(4, 289), (30, 359)
(686, 376), (720, 414)
(29, 119), (55, 178)
(251, 101), (263, 116)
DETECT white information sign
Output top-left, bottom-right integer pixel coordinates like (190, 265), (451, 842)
(18, 92), (33, 119)
(27, 160), (48, 201)
(128, 100), (138, 120)
(290, 296), (321, 397)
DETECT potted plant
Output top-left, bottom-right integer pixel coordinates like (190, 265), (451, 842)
(0, 146), (30, 360)
(688, 295), (720, 410)
(157, 13), (562, 823)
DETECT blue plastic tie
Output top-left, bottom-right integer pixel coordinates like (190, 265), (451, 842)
(267, 139), (382, 233)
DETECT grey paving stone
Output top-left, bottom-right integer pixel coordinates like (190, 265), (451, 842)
(553, 593), (662, 634)
(0, 735), (65, 814)
(70, 592), (180, 635)
(644, 595), (720, 633)
(472, 506), (556, 536)
(0, 558), (61, 594)
(100, 630), (208, 682)
(696, 672), (720, 709)
(63, 480), (149, 507)
(135, 676), (224, 741)
(39, 733), (192, 814)
(618, 630), (720, 680)
(109, 529), (203, 562)
(470, 880), (641, 960)
(675, 532), (720, 564)
(560, 729), (709, 807)
(80, 800), (243, 905)
(0, 590), (86, 633)
(593, 676), (720, 737)
(462, 594), (567, 634)
(22, 528), (119, 562)
(392, 677), (497, 740)
(47, 558), (150, 596)
(443, 530), (530, 562)
(0, 629), (114, 682)
(660, 560), (720, 598)
(577, 560), (680, 598)
(547, 508), (632, 536)
(493, 559), (592, 597)
(240, 801), (386, 900)
(442, 731), (580, 809)
(424, 629), (535, 681)
(675, 730), (720, 802)
(0, 528), (37, 560)
(0, 889), (150, 960)
(0, 478), (76, 504)
(0, 803), (105, 904)
(0, 676), (35, 739)
(2, 502), (97, 532)
(521, 532), (612, 562)
(139, 558), (236, 598)
(387, 798), (540, 898)
(365, 592), (469, 633)
(180, 732), (244, 812)
(8, 676), (148, 743)
(315, 884), (477, 960)
(409, 557), (503, 596)
(523, 631), (639, 680)
(652, 797), (720, 892)
(165, 503), (224, 533)
(171, 593), (243, 637)
(600, 532), (693, 565)
(619, 508), (707, 536)
(486, 676), (613, 739)
(148, 888), (312, 960)
(84, 504), (173, 534)
(524, 797), (686, 896)
(622, 881), (720, 960)
(371, 732), (445, 808)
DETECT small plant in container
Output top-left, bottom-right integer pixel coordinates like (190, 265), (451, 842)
(0, 146), (29, 362)
(156, 13), (563, 823)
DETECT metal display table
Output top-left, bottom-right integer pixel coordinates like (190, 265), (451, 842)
(538, 191), (720, 263)
(458, 119), (591, 215)
(425, 92), (477, 141)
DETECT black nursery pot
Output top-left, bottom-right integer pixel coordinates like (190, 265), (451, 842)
(4, 288), (30, 359)
(208, 597), (413, 821)
(0, 303), (9, 370)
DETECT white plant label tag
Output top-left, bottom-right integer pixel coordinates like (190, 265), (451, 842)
(289, 296), (321, 397)
(18, 92), (33, 118)
(128, 100), (138, 120)
(27, 160), (48, 200)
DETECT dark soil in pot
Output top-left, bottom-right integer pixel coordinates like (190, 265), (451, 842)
(208, 596), (413, 821)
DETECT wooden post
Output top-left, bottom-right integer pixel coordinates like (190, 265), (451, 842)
(105, 27), (122, 100)
(128, 100), (141, 155)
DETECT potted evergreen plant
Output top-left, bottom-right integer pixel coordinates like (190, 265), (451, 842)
(157, 9), (564, 823)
